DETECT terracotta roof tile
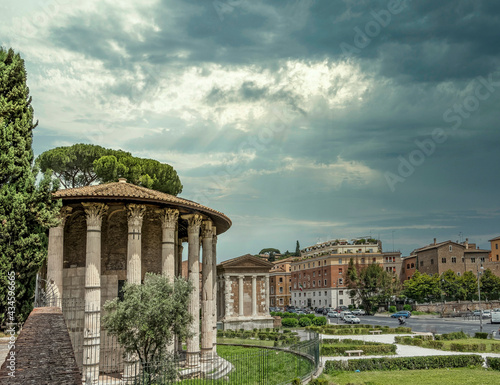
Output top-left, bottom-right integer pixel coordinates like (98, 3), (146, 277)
(52, 181), (231, 234)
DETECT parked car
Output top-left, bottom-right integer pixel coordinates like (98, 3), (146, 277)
(316, 307), (324, 314)
(340, 310), (353, 320)
(390, 311), (411, 318)
(351, 309), (366, 315)
(344, 315), (361, 324)
(327, 311), (339, 318)
(323, 307), (334, 315)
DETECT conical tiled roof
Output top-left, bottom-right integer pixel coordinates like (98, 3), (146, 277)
(53, 179), (231, 234)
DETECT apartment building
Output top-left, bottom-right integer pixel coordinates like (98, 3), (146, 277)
(490, 236), (500, 262)
(269, 258), (293, 308)
(401, 238), (496, 280)
(291, 238), (400, 309)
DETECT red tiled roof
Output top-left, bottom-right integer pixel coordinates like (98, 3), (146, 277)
(52, 180), (231, 234)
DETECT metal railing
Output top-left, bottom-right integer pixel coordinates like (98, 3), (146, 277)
(35, 296), (320, 384)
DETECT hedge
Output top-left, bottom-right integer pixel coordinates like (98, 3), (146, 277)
(282, 318), (299, 327)
(487, 357), (500, 371)
(449, 343), (486, 352)
(474, 332), (488, 339)
(310, 325), (411, 335)
(324, 354), (484, 372)
(299, 317), (311, 327)
(434, 331), (469, 341)
(322, 338), (382, 345)
(321, 344), (396, 356)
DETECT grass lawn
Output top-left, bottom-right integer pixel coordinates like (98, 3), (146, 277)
(319, 368), (499, 385)
(217, 337), (275, 347)
(178, 345), (313, 385)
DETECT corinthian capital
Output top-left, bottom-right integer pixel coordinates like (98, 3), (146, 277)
(160, 208), (179, 230)
(183, 214), (203, 234)
(126, 204), (146, 228)
(201, 220), (213, 239)
(82, 203), (108, 228)
(57, 206), (73, 227)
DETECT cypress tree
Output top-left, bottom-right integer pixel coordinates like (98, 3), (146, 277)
(0, 48), (60, 325)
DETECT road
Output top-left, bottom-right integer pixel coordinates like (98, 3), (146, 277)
(329, 315), (500, 337)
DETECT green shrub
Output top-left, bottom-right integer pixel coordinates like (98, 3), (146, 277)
(258, 332), (268, 340)
(313, 316), (327, 326)
(450, 343), (486, 352)
(436, 331), (469, 341)
(299, 317), (312, 327)
(291, 378), (301, 385)
(490, 344), (500, 352)
(474, 332), (488, 339)
(321, 344), (396, 356)
(324, 354), (484, 372)
(389, 306), (397, 313)
(487, 357), (500, 370)
(403, 304), (412, 311)
(282, 318), (299, 327)
(217, 330), (224, 337)
(427, 340), (444, 349)
(283, 329), (291, 333)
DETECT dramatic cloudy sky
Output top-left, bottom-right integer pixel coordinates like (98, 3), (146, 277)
(2, 0), (500, 260)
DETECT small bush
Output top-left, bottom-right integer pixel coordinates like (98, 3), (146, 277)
(436, 331), (469, 341)
(389, 306), (397, 313)
(299, 317), (312, 327)
(282, 318), (299, 327)
(283, 329), (291, 333)
(313, 316), (327, 326)
(474, 332), (488, 339)
(403, 304), (412, 311)
(291, 378), (301, 385)
(450, 343), (486, 352)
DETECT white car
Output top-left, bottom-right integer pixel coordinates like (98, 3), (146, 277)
(340, 311), (353, 320)
(482, 310), (492, 318)
(351, 309), (366, 315)
(327, 311), (339, 318)
(344, 315), (360, 324)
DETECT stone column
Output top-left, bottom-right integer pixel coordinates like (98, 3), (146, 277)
(252, 275), (257, 316)
(238, 275), (244, 316)
(160, 208), (179, 281)
(126, 204), (146, 284)
(82, 203), (107, 385)
(124, 204), (145, 383)
(46, 206), (72, 307)
(184, 214), (203, 365)
(176, 239), (185, 355)
(201, 220), (213, 359)
(212, 228), (217, 349)
(265, 275), (270, 313)
(224, 275), (232, 318)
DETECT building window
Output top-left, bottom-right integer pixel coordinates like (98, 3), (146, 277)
(480, 257), (485, 262)
(313, 300), (316, 305)
(312, 262), (315, 267)
(452, 257), (456, 263)
(319, 271), (321, 276)
(449, 245), (452, 252)
(373, 257), (376, 262)
(339, 299), (344, 305)
(289, 286), (291, 292)
(339, 268), (343, 274)
(324, 291), (327, 296)
(441, 258), (446, 263)
(471, 257), (476, 263)
(313, 292), (315, 297)
(497, 255), (499, 261)
(496, 244), (499, 250)
(294, 293), (296, 297)
(339, 290), (343, 295)
(312, 281), (316, 287)
(324, 279), (327, 285)
(271, 287), (274, 294)
(279, 277), (283, 283)
(318, 280), (321, 287)
(271, 298), (275, 305)
(299, 273), (301, 279)
(294, 283), (296, 289)
(462, 257), (465, 262)
(411, 263), (414, 268)
(313, 272), (316, 277)
(324, 260), (327, 265)
(361, 258), (365, 264)
(420, 261), (423, 266)
(319, 300), (321, 305)
(338, 278), (343, 285)
(279, 298), (283, 305)
(308, 263), (310, 268)
(457, 272), (461, 277)
(279, 287), (283, 293)
(431, 259), (434, 265)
